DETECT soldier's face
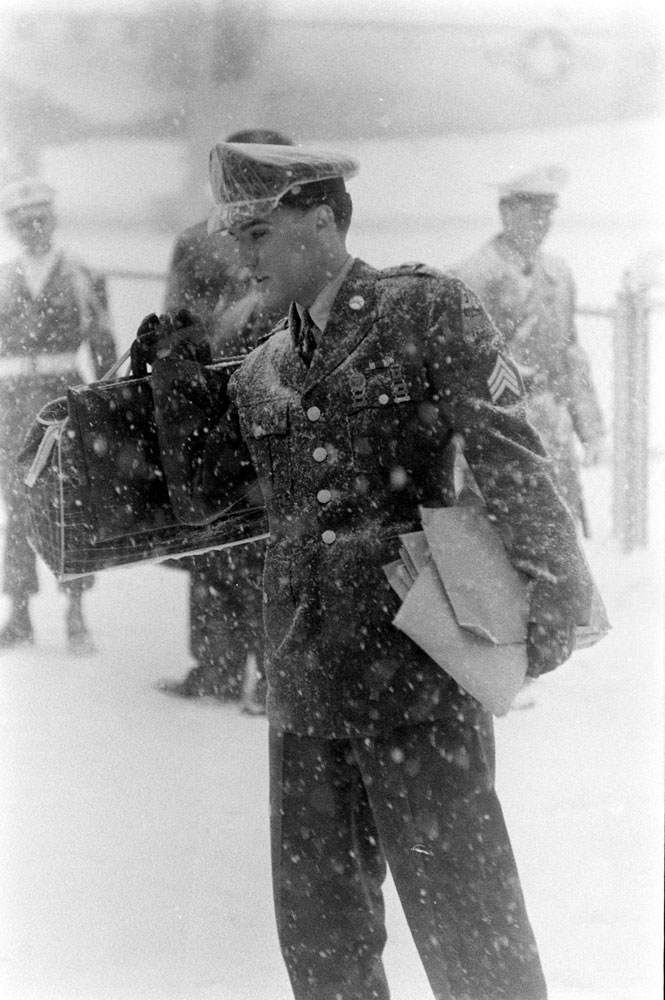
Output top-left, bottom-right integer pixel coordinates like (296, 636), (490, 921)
(8, 205), (56, 255)
(232, 205), (330, 311)
(502, 198), (556, 251)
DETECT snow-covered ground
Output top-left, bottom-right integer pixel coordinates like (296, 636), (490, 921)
(0, 460), (662, 1000)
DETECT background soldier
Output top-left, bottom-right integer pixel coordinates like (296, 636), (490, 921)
(139, 142), (595, 1000)
(0, 177), (116, 652)
(453, 165), (605, 536)
(158, 129), (292, 710)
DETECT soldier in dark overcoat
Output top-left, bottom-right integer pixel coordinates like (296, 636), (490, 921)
(0, 177), (116, 652)
(157, 129), (291, 709)
(142, 143), (595, 1000)
(158, 214), (263, 705)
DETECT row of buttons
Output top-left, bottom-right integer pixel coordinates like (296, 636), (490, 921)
(309, 407), (336, 544)
(255, 396), (388, 441)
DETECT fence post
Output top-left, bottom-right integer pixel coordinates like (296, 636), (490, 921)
(613, 272), (650, 550)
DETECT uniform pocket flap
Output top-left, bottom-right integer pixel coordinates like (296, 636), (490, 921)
(244, 400), (289, 439)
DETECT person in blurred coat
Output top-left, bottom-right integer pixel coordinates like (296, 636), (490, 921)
(452, 165), (605, 537)
(0, 177), (116, 652)
(138, 141), (596, 1000)
(158, 128), (292, 711)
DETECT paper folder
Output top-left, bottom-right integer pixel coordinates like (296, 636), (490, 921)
(384, 501), (609, 717)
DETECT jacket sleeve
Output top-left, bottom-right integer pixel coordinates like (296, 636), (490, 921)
(150, 356), (259, 523)
(423, 276), (593, 632)
(561, 269), (605, 445)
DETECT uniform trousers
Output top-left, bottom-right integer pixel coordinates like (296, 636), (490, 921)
(270, 720), (547, 1000)
(188, 542), (265, 697)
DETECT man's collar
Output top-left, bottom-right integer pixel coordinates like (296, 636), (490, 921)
(295, 254), (354, 333)
(495, 233), (539, 274)
(19, 245), (59, 270)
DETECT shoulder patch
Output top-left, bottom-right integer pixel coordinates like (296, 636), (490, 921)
(378, 262), (442, 280)
(487, 353), (522, 403)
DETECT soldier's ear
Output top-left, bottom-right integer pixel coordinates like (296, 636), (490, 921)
(313, 204), (335, 230)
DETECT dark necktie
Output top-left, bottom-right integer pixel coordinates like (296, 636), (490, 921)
(300, 309), (318, 367)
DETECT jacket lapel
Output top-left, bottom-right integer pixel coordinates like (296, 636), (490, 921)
(303, 259), (378, 393)
(38, 251), (65, 300)
(9, 260), (30, 302)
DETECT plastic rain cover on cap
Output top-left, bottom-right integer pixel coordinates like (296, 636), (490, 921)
(207, 142), (359, 233)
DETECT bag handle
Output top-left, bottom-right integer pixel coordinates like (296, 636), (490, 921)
(98, 348), (247, 383)
(99, 346), (133, 382)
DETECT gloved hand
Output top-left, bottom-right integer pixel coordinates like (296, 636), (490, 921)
(526, 620), (576, 678)
(130, 309), (212, 377)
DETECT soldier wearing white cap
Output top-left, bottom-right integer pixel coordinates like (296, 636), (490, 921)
(132, 143), (596, 1000)
(453, 165), (605, 537)
(0, 177), (116, 653)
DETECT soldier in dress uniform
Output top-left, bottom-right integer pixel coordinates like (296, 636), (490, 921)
(138, 143), (595, 1000)
(0, 177), (116, 652)
(452, 165), (605, 537)
(158, 129), (292, 710)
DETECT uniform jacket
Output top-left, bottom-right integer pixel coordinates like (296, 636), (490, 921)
(453, 236), (605, 527)
(217, 258), (593, 737)
(0, 250), (116, 372)
(0, 250), (117, 455)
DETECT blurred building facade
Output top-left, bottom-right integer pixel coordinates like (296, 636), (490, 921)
(1, 1), (663, 221)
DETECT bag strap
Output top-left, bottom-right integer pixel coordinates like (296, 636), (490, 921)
(24, 421), (65, 488)
(35, 395), (69, 426)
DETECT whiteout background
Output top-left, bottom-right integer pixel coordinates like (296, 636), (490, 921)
(0, 16), (663, 997)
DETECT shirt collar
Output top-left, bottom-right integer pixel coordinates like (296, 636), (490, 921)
(495, 233), (538, 275)
(295, 254), (354, 333)
(19, 247), (60, 297)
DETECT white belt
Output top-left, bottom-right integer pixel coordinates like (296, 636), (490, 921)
(0, 352), (80, 378)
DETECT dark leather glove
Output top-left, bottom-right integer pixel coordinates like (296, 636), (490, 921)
(130, 309), (212, 377)
(526, 620), (576, 678)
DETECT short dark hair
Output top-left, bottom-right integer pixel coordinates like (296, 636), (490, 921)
(279, 178), (353, 232)
(225, 129), (294, 146)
